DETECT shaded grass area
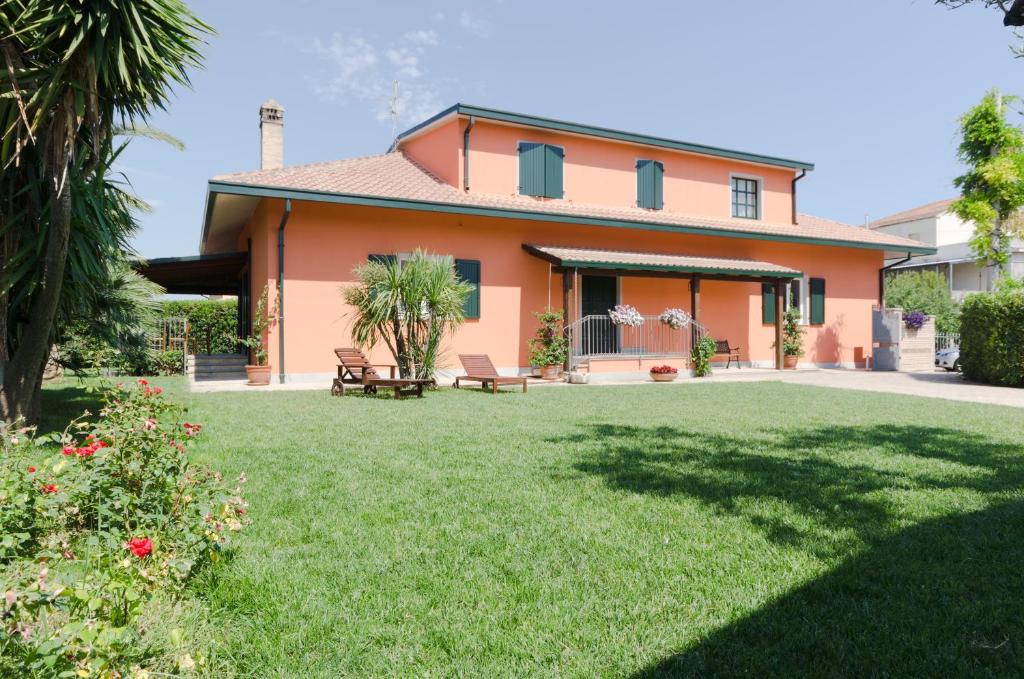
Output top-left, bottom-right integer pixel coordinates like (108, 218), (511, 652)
(41, 378), (1024, 676)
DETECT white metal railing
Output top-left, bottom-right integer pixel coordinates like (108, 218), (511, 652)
(565, 314), (710, 369)
(936, 332), (960, 352)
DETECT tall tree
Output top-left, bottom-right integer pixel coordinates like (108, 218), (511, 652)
(950, 90), (1024, 278)
(937, 1), (1024, 54)
(0, 0), (211, 423)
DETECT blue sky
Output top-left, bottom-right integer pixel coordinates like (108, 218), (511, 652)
(123, 0), (1024, 258)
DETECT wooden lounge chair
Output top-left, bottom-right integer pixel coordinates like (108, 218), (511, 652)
(714, 340), (741, 369)
(330, 347), (433, 399)
(454, 354), (527, 393)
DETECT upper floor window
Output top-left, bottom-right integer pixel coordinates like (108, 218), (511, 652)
(636, 159), (664, 210)
(518, 142), (564, 199)
(731, 176), (760, 219)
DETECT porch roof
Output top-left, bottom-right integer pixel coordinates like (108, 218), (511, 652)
(522, 244), (802, 280)
(135, 252), (247, 295)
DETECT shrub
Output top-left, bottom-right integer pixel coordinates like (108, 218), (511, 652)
(885, 270), (960, 333)
(959, 287), (1024, 386)
(528, 309), (569, 368)
(782, 306), (805, 357)
(160, 299), (239, 355)
(0, 381), (248, 675)
(691, 336), (717, 377)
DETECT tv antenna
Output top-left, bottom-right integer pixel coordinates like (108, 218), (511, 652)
(389, 80), (400, 142)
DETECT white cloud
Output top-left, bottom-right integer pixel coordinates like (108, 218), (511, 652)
(403, 29), (438, 47)
(459, 10), (492, 38)
(307, 31), (446, 127)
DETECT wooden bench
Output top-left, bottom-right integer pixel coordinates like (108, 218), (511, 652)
(454, 354), (527, 393)
(714, 340), (741, 369)
(330, 347), (433, 399)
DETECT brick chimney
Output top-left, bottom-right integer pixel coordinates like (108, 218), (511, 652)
(259, 99), (284, 170)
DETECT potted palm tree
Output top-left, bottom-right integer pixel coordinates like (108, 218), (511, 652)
(238, 285), (275, 386)
(528, 309), (568, 380)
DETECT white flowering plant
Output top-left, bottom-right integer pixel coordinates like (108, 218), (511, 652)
(608, 304), (644, 327)
(659, 308), (691, 330)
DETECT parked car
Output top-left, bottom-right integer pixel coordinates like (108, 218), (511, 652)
(935, 346), (960, 372)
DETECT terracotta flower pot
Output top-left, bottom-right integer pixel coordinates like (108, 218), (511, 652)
(245, 364), (271, 386)
(783, 355), (799, 369)
(650, 371), (678, 382)
(539, 364), (562, 380)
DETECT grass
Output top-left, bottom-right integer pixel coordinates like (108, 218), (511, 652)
(40, 377), (1024, 677)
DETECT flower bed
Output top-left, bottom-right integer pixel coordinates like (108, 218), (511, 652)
(0, 380), (248, 676)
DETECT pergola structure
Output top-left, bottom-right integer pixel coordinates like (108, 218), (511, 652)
(522, 244), (803, 370)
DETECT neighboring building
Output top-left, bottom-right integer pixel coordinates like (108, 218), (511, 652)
(141, 101), (932, 382)
(869, 198), (1024, 298)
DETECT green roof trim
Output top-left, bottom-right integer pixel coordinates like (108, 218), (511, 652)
(205, 180), (937, 255)
(560, 260), (804, 279)
(393, 103), (816, 172)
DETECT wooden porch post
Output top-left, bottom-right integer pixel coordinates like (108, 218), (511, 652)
(774, 278), (785, 370)
(690, 274), (701, 346)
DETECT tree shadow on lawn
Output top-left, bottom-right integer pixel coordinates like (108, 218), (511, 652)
(632, 500), (1024, 677)
(554, 423), (1024, 675)
(38, 382), (105, 434)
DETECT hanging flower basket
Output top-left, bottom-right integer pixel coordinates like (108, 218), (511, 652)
(608, 304), (644, 327)
(659, 308), (691, 330)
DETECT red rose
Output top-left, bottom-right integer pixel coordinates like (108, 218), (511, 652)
(95, 440), (108, 448)
(154, 386), (163, 395)
(61, 445), (75, 456)
(40, 484), (57, 494)
(137, 378), (148, 386)
(126, 537), (152, 558)
(27, 466), (35, 473)
(77, 445), (95, 458)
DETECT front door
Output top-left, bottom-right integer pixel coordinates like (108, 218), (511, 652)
(580, 275), (618, 355)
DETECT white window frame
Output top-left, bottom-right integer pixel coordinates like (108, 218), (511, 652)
(515, 140), (566, 199)
(785, 276), (808, 325)
(729, 172), (763, 220)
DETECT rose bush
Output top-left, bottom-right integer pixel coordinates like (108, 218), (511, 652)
(0, 381), (248, 676)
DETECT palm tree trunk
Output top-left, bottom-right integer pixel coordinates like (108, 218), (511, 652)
(0, 169), (71, 424)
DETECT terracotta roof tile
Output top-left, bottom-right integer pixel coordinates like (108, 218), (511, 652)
(213, 153), (930, 252)
(868, 199), (956, 229)
(526, 245), (802, 276)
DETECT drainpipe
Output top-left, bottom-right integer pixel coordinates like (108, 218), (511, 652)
(791, 169), (807, 225)
(277, 199), (292, 384)
(878, 251), (912, 306)
(462, 115), (475, 191)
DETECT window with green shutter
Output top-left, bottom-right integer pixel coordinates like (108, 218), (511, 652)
(518, 142), (564, 198)
(454, 259), (481, 319)
(636, 159), (664, 210)
(761, 282), (776, 324)
(809, 278), (825, 325)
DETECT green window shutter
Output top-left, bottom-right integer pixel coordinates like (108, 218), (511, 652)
(368, 254), (397, 265)
(636, 160), (664, 209)
(543, 144), (564, 198)
(454, 259), (481, 319)
(810, 278), (825, 324)
(518, 143), (546, 197)
(762, 282), (776, 324)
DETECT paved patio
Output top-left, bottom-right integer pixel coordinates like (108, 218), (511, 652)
(190, 368), (1024, 408)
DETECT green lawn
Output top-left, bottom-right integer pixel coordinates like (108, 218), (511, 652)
(41, 379), (1024, 677)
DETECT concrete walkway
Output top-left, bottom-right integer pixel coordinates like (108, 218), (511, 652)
(189, 369), (1024, 408)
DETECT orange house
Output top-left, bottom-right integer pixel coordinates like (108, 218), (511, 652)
(147, 101), (933, 383)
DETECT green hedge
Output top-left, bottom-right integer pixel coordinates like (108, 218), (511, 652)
(959, 290), (1024, 387)
(160, 299), (238, 355)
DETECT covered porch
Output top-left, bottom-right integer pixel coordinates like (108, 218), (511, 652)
(522, 244), (802, 372)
